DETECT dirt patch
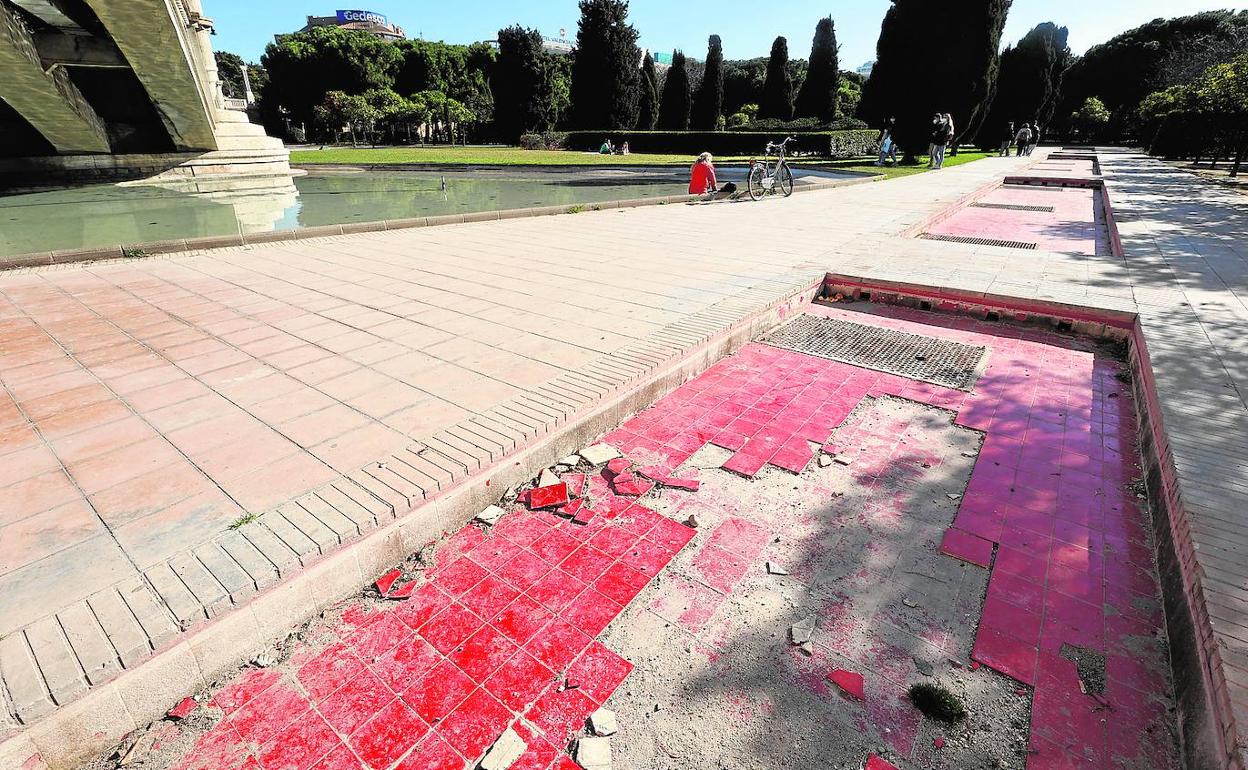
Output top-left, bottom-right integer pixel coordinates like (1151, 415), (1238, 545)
(1060, 644), (1108, 696)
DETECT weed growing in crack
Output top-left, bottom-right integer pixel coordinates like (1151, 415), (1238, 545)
(908, 682), (968, 722)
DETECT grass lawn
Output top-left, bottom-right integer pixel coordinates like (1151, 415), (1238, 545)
(289, 145), (995, 179)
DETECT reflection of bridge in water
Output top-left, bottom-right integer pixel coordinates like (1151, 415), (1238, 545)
(0, 0), (290, 187)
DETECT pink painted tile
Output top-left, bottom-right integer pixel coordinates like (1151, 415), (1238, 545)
(348, 698), (429, 770)
(484, 650), (555, 712)
(971, 626), (1037, 686)
(257, 712), (340, 770)
(436, 688), (512, 762)
(434, 557), (489, 596)
(592, 561), (652, 606)
(562, 588), (624, 637)
(939, 528), (994, 568)
(459, 575), (522, 622)
(403, 659), (475, 726)
(565, 642), (634, 704)
(392, 582), (450, 631)
(494, 549), (553, 592)
(691, 544), (752, 594)
(492, 594), (555, 646)
(369, 633), (442, 694)
(449, 624), (520, 683)
(315, 669), (394, 736)
(524, 686), (597, 745)
(526, 568), (589, 614)
(418, 603), (484, 655)
(524, 618), (594, 673)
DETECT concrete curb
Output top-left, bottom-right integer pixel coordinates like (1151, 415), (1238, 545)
(0, 175), (879, 273)
(0, 273), (824, 770)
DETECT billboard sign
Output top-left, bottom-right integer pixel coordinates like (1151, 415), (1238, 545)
(336, 10), (388, 26)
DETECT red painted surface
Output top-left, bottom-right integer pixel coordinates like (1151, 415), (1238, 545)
(167, 303), (1174, 770)
(828, 669), (867, 701)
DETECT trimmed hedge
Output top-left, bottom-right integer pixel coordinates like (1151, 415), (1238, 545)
(562, 130), (877, 159)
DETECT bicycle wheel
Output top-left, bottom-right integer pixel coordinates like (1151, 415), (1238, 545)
(778, 163), (795, 197)
(747, 164), (766, 201)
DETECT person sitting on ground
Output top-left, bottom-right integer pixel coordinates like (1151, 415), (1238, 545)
(620, 141), (630, 155)
(688, 152), (738, 198)
(599, 138), (614, 154)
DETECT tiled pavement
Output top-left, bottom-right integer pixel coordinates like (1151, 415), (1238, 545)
(1, 148), (1246, 765)
(152, 302), (1175, 770)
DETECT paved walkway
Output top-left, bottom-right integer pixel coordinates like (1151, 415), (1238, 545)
(1, 148), (1245, 766)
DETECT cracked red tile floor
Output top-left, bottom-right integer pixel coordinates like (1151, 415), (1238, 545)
(150, 303), (1175, 770)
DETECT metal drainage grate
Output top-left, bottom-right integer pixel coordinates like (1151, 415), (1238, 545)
(919, 233), (1038, 250)
(970, 202), (1056, 213)
(761, 314), (987, 390)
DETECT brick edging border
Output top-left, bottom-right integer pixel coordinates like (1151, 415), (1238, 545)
(0, 174), (880, 273)
(0, 270), (825, 770)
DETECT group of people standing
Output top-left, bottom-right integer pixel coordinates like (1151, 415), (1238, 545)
(872, 113), (957, 169)
(1000, 122), (1041, 156)
(873, 113), (1043, 167)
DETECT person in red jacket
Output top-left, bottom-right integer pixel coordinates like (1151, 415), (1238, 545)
(689, 152), (718, 195)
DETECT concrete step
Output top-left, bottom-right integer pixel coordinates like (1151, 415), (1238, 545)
(213, 120), (271, 138)
(215, 109), (253, 124)
(213, 134), (286, 152)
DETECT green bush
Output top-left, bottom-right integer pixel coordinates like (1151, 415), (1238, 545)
(562, 129), (878, 159)
(519, 131), (570, 150)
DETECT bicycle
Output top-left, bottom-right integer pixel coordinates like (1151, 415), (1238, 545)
(747, 136), (796, 201)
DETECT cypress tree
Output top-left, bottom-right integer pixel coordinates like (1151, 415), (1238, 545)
(794, 17), (840, 123)
(637, 52), (659, 129)
(759, 37), (794, 120)
(858, 0), (1011, 161)
(570, 0), (642, 129)
(978, 23), (1071, 146)
(692, 35), (725, 129)
(492, 26), (561, 140)
(657, 50), (691, 130)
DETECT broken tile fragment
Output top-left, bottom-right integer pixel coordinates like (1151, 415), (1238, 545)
(528, 482), (570, 510)
(866, 753), (898, 770)
(590, 707), (618, 736)
(538, 469), (561, 489)
(818, 453), (833, 467)
(476, 505), (506, 526)
(562, 473), (587, 497)
(766, 562), (789, 576)
(934, 737), (946, 749)
(575, 736), (612, 769)
(834, 455), (852, 466)
(388, 581), (417, 599)
(375, 568), (401, 595)
(166, 697), (196, 720)
(684, 514), (700, 528)
(480, 727), (527, 770)
(580, 444), (622, 465)
(790, 616), (816, 645)
(605, 457), (631, 476)
(828, 669), (865, 701)
(559, 454), (582, 467)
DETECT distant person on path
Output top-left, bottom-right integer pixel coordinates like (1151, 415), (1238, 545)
(875, 117), (898, 166)
(1014, 123), (1032, 156)
(1026, 124), (1041, 156)
(689, 152), (737, 198)
(930, 113), (953, 169)
(927, 113), (946, 168)
(942, 113), (956, 160)
(1000, 122), (1015, 157)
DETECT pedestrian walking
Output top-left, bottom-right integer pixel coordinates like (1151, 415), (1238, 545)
(875, 117), (898, 166)
(1014, 123), (1032, 156)
(1026, 123), (1041, 156)
(928, 113), (946, 168)
(999, 122), (1015, 157)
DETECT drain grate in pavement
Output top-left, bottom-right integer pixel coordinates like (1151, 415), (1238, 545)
(919, 233), (1038, 250)
(762, 314), (987, 390)
(970, 202), (1056, 213)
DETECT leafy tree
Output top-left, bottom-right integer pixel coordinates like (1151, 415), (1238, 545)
(977, 22), (1071, 146)
(314, 90), (381, 144)
(1069, 96), (1109, 140)
(637, 52), (659, 129)
(658, 51), (691, 130)
(492, 26), (566, 139)
(570, 0), (642, 129)
(837, 75), (862, 118)
(858, 0), (1011, 160)
(692, 35), (725, 130)
(260, 27), (403, 130)
(416, 90), (475, 143)
(1058, 11), (1248, 140)
(393, 39), (494, 127)
(363, 88), (407, 142)
(794, 17), (840, 123)
(215, 51), (246, 99)
(759, 37), (794, 120)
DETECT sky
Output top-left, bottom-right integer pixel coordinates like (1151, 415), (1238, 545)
(208, 0), (1248, 67)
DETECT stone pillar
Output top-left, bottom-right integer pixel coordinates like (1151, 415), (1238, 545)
(0, 1), (110, 153)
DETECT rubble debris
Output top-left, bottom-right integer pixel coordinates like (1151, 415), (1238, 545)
(479, 727), (527, 770)
(834, 455), (852, 466)
(684, 514), (700, 528)
(528, 481), (570, 510)
(590, 707), (619, 736)
(866, 755), (899, 770)
(476, 505), (506, 526)
(576, 736), (613, 769)
(790, 616), (817, 645)
(605, 457), (631, 476)
(766, 561), (789, 576)
(375, 568), (402, 595)
(638, 466), (701, 491)
(818, 453), (833, 467)
(538, 468), (561, 489)
(166, 697), (197, 720)
(960, 451), (977, 458)
(559, 454), (582, 467)
(946, 493), (962, 501)
(913, 657), (935, 677)
(901, 597), (919, 608)
(563, 473), (587, 497)
(580, 443), (623, 465)
(799, 641), (814, 656)
(388, 581), (417, 599)
(934, 737), (946, 749)
(828, 669), (866, 701)
(251, 649), (279, 668)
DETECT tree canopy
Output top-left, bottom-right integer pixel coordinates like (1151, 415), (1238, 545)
(657, 51), (692, 130)
(637, 52), (659, 129)
(858, 0), (1011, 158)
(977, 22), (1071, 145)
(692, 35), (725, 130)
(794, 17), (840, 123)
(759, 37), (795, 120)
(492, 26), (568, 139)
(569, 0), (642, 129)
